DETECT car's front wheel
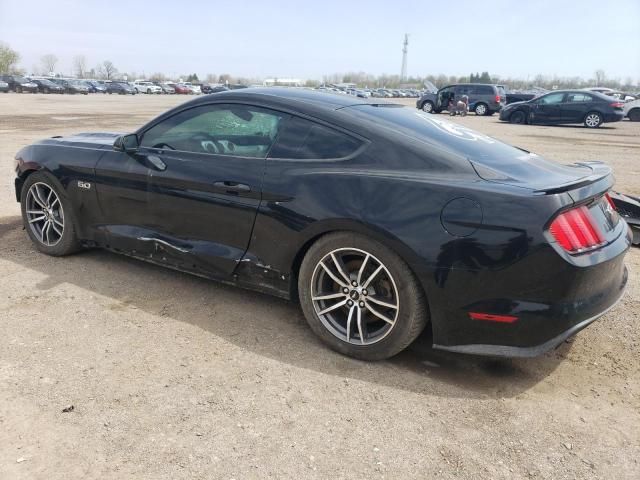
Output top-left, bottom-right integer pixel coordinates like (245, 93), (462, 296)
(421, 101), (434, 113)
(298, 232), (428, 361)
(509, 111), (526, 124)
(627, 109), (640, 122)
(20, 172), (81, 256)
(584, 112), (603, 128)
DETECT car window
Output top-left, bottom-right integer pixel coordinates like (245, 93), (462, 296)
(475, 85), (494, 95)
(536, 92), (565, 104)
(141, 104), (285, 158)
(566, 93), (593, 103)
(268, 116), (362, 160)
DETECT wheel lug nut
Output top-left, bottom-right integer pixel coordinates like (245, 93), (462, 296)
(351, 281), (357, 287)
(347, 300), (354, 306)
(359, 301), (365, 308)
(362, 289), (368, 296)
(342, 287), (349, 294)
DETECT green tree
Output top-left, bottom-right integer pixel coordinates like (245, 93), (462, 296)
(0, 42), (20, 73)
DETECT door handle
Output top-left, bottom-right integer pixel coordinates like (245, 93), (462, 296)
(213, 181), (251, 194)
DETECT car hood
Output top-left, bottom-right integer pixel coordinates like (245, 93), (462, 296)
(37, 132), (123, 150)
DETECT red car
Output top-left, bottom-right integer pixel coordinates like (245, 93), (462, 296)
(169, 83), (191, 94)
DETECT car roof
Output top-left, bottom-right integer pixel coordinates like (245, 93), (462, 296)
(184, 87), (370, 111)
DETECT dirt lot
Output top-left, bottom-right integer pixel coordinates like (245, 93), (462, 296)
(0, 93), (639, 480)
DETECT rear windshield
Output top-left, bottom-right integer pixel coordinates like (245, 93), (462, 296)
(344, 105), (532, 168)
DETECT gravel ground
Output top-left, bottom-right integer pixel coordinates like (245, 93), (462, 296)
(0, 93), (639, 480)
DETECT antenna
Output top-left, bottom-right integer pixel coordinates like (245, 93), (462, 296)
(400, 33), (409, 81)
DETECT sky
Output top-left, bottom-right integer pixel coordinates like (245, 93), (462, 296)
(1, 0), (639, 82)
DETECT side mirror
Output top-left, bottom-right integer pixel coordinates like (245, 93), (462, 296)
(113, 134), (139, 153)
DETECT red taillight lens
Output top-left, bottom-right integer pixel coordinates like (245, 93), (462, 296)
(549, 206), (605, 253)
(495, 95), (501, 103)
(610, 102), (624, 109)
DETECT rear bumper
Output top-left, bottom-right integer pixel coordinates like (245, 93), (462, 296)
(603, 112), (625, 123)
(433, 266), (628, 357)
(423, 218), (632, 358)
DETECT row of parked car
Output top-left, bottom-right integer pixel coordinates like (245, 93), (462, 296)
(0, 74), (235, 96)
(414, 82), (640, 127)
(317, 86), (423, 99)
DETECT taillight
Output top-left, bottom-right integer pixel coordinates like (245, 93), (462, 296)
(549, 205), (605, 253)
(610, 102), (624, 109)
(495, 95), (501, 103)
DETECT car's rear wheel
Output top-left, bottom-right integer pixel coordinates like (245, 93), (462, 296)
(298, 232), (428, 361)
(474, 103), (488, 116)
(20, 172), (81, 256)
(421, 101), (434, 113)
(509, 111), (525, 124)
(628, 109), (640, 122)
(584, 112), (603, 128)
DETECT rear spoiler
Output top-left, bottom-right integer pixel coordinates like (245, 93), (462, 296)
(533, 161), (613, 196)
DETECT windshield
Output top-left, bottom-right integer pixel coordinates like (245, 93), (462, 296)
(14, 76), (28, 83)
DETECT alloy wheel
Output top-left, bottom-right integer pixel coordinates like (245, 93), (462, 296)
(310, 248), (399, 345)
(422, 102), (433, 113)
(585, 113), (601, 127)
(25, 182), (65, 247)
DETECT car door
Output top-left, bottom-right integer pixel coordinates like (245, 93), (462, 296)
(437, 86), (455, 111)
(530, 92), (566, 124)
(94, 141), (155, 252)
(136, 103), (287, 278)
(561, 92), (595, 123)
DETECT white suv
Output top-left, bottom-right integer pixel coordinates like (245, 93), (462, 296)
(133, 81), (162, 94)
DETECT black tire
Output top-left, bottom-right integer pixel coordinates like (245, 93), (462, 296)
(421, 101), (435, 114)
(509, 111), (526, 124)
(16, 86), (22, 93)
(628, 109), (640, 122)
(584, 111), (603, 128)
(298, 232), (428, 361)
(147, 88), (151, 94)
(20, 171), (82, 256)
(44, 87), (49, 94)
(474, 103), (489, 116)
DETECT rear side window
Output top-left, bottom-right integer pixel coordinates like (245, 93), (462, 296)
(474, 85), (494, 95)
(566, 93), (593, 103)
(269, 116), (362, 160)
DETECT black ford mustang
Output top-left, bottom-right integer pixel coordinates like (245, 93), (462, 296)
(13, 89), (631, 360)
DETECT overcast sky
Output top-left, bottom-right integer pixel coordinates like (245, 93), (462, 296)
(1, 0), (639, 81)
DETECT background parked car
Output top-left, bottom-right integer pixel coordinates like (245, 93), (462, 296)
(84, 80), (107, 93)
(155, 83), (175, 94)
(0, 74), (38, 93)
(48, 78), (89, 95)
(133, 80), (162, 94)
(169, 83), (192, 94)
(106, 82), (136, 95)
(201, 83), (228, 94)
(417, 83), (506, 115)
(28, 78), (65, 94)
(499, 90), (625, 127)
(623, 98), (640, 121)
(0, 80), (8, 93)
(182, 82), (201, 94)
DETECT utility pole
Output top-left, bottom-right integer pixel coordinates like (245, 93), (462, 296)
(400, 33), (409, 81)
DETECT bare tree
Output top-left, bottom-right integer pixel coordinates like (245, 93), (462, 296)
(150, 72), (166, 82)
(97, 60), (118, 80)
(73, 55), (87, 78)
(594, 69), (606, 87)
(40, 54), (58, 74)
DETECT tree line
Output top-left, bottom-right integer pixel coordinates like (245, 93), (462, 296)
(1, 42), (637, 92)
